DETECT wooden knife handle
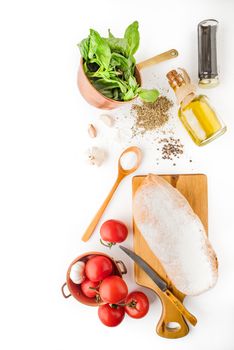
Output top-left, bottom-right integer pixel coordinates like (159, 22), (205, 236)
(164, 289), (197, 326)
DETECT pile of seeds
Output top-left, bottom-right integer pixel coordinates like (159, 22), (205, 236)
(158, 137), (184, 161)
(131, 96), (173, 136)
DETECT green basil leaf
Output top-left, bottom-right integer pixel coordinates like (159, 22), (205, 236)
(106, 38), (128, 56)
(138, 89), (160, 102)
(92, 79), (122, 99)
(93, 77), (127, 94)
(89, 29), (111, 70)
(128, 75), (138, 90)
(124, 21), (140, 56)
(123, 88), (136, 101)
(83, 62), (88, 73)
(112, 88), (120, 100)
(78, 38), (90, 61)
(110, 52), (131, 71)
(92, 78), (118, 89)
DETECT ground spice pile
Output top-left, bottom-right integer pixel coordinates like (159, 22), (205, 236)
(131, 96), (173, 135)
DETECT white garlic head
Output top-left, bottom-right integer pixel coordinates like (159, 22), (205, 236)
(69, 261), (85, 284)
(87, 147), (106, 167)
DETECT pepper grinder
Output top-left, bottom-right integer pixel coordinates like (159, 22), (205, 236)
(198, 19), (219, 88)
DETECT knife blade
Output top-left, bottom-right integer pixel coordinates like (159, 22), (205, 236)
(119, 245), (168, 291)
(119, 245), (197, 326)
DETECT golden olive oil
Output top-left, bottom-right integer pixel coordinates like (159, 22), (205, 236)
(179, 95), (226, 146)
(167, 70), (226, 146)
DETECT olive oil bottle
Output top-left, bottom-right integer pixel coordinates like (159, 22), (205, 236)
(166, 69), (226, 146)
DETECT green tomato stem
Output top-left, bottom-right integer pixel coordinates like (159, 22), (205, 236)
(99, 238), (116, 249)
(111, 300), (137, 308)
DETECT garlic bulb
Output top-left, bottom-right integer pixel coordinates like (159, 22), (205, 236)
(70, 261), (85, 284)
(87, 147), (106, 166)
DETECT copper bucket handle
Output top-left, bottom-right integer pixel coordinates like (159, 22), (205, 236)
(61, 282), (71, 299)
(136, 49), (178, 71)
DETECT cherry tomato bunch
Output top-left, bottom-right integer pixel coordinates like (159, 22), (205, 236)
(80, 255), (129, 304)
(98, 291), (149, 327)
(78, 254), (149, 327)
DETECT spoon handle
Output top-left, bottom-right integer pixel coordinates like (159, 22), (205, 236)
(81, 174), (124, 242)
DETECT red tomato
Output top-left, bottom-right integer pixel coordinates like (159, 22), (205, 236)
(99, 275), (128, 304)
(81, 279), (99, 298)
(100, 220), (128, 247)
(85, 256), (113, 282)
(98, 304), (125, 327)
(125, 291), (149, 319)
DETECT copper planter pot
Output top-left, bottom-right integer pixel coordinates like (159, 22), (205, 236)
(77, 49), (178, 110)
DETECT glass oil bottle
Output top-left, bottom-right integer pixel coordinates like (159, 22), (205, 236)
(166, 69), (226, 146)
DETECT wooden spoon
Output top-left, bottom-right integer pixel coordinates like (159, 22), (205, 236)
(82, 146), (142, 242)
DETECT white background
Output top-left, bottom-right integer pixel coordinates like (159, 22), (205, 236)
(1, 0), (234, 349)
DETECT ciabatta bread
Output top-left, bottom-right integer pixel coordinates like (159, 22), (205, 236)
(133, 174), (218, 296)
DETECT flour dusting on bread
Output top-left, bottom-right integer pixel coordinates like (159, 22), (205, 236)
(133, 174), (218, 296)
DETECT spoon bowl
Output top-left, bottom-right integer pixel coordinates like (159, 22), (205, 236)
(118, 146), (142, 176)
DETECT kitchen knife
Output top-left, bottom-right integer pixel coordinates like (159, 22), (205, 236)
(119, 245), (197, 326)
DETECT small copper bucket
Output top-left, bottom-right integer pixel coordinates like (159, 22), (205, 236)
(61, 251), (127, 306)
(77, 49), (178, 109)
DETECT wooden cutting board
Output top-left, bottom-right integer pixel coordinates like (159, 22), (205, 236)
(132, 174), (208, 339)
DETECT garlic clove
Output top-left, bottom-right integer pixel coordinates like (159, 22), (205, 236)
(88, 124), (97, 138)
(99, 114), (114, 127)
(70, 261), (85, 284)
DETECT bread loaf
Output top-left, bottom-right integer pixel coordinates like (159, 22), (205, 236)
(133, 174), (218, 295)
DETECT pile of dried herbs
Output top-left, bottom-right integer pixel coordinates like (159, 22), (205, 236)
(131, 96), (173, 135)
